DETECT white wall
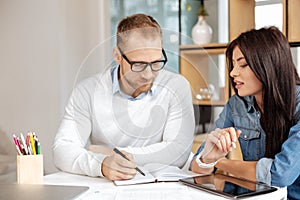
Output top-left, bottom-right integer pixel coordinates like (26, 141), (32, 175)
(0, 0), (110, 174)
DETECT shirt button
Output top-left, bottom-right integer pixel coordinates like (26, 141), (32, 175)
(244, 135), (248, 139)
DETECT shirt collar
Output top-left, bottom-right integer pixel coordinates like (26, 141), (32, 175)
(111, 65), (155, 101)
(243, 95), (256, 112)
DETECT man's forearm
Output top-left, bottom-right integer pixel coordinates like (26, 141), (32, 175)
(86, 145), (113, 155)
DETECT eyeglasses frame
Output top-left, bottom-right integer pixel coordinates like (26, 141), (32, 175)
(117, 46), (168, 72)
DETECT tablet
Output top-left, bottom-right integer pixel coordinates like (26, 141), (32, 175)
(179, 174), (277, 199)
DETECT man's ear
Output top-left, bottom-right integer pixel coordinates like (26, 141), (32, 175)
(113, 48), (122, 64)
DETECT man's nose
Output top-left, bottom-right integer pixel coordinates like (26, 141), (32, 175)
(141, 64), (154, 79)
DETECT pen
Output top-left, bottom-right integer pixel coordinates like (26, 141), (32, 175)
(113, 148), (145, 176)
(13, 134), (23, 155)
(15, 144), (22, 155)
(26, 133), (30, 146)
(37, 142), (41, 154)
(34, 135), (38, 152)
(28, 142), (33, 155)
(29, 132), (36, 155)
(20, 133), (29, 155)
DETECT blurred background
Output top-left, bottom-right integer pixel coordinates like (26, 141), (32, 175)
(0, 0), (299, 182)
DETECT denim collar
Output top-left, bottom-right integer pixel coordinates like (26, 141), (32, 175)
(240, 95), (256, 113)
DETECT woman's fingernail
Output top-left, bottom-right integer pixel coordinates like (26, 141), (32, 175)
(232, 142), (236, 149)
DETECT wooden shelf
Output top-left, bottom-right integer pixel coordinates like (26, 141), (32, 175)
(229, 0), (255, 41)
(180, 43), (228, 50)
(180, 46), (228, 106)
(179, 0), (255, 107)
(179, 0), (300, 107)
(192, 99), (225, 106)
(286, 0), (300, 42)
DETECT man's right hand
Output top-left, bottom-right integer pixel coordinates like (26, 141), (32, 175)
(101, 150), (137, 180)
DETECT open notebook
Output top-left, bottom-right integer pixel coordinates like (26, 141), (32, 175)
(114, 163), (197, 186)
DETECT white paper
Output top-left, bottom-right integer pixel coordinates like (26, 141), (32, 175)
(114, 163), (196, 186)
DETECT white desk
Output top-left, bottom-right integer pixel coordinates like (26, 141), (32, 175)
(44, 172), (287, 200)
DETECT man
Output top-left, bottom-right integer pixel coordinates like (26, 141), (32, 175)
(53, 14), (194, 180)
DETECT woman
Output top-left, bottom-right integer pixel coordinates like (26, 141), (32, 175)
(191, 26), (300, 200)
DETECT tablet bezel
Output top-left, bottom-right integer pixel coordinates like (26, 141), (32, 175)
(179, 174), (277, 199)
(0, 184), (89, 200)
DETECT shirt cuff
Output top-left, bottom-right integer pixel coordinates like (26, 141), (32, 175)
(256, 157), (273, 185)
(91, 153), (107, 177)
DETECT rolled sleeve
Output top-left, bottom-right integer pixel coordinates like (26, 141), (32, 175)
(256, 157), (273, 185)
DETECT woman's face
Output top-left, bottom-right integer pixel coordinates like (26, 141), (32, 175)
(230, 46), (263, 102)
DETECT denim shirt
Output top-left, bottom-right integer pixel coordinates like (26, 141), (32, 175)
(194, 86), (300, 200)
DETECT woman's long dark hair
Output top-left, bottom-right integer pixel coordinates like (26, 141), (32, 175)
(226, 26), (300, 158)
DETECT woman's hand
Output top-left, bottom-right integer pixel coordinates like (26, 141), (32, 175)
(201, 127), (241, 163)
(191, 127), (242, 174)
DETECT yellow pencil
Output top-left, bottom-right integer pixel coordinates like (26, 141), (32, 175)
(29, 132), (36, 155)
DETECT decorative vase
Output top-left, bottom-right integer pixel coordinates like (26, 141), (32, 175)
(192, 15), (213, 45)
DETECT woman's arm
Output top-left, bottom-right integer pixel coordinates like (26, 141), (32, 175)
(190, 156), (215, 174)
(267, 121), (300, 186)
(216, 158), (257, 182)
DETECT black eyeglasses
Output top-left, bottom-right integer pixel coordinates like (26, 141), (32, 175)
(118, 47), (168, 72)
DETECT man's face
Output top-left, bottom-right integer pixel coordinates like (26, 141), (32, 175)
(116, 32), (163, 97)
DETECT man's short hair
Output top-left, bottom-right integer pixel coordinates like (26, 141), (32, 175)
(116, 14), (162, 50)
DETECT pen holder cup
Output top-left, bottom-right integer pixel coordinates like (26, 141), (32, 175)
(17, 154), (44, 184)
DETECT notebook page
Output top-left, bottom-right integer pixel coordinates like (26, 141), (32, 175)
(144, 163), (193, 182)
(113, 167), (155, 186)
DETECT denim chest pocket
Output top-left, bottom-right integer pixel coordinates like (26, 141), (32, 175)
(236, 127), (262, 161)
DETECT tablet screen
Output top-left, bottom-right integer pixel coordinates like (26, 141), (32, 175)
(179, 174), (277, 198)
